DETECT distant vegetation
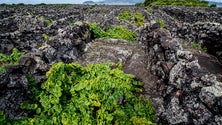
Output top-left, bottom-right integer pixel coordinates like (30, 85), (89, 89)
(89, 23), (136, 42)
(133, 12), (145, 26)
(118, 11), (145, 27)
(144, 0), (216, 7)
(118, 11), (131, 22)
(1, 62), (156, 124)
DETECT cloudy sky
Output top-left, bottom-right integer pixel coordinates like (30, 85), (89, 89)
(0, 0), (101, 4)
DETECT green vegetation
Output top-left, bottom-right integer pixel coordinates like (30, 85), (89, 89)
(144, 0), (215, 7)
(0, 3), (9, 6)
(118, 11), (131, 22)
(191, 41), (207, 52)
(0, 48), (24, 73)
(99, 13), (106, 17)
(1, 62), (156, 124)
(133, 12), (145, 27)
(118, 11), (145, 27)
(45, 19), (53, 26)
(42, 33), (50, 41)
(156, 19), (165, 28)
(40, 15), (45, 19)
(89, 23), (136, 42)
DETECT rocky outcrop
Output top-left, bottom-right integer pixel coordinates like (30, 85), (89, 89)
(0, 20), (91, 119)
(157, 6), (222, 24)
(138, 23), (222, 124)
(172, 22), (222, 63)
(149, 6), (222, 63)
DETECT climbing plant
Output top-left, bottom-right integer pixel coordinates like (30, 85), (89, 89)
(2, 62), (156, 124)
(89, 23), (136, 42)
(0, 48), (24, 73)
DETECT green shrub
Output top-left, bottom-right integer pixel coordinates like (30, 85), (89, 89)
(105, 26), (136, 42)
(118, 11), (131, 22)
(42, 33), (50, 41)
(156, 19), (165, 29)
(45, 19), (53, 26)
(0, 3), (9, 6)
(0, 48), (24, 73)
(133, 12), (145, 27)
(209, 3), (217, 7)
(144, 0), (155, 6)
(89, 23), (136, 42)
(4, 62), (155, 124)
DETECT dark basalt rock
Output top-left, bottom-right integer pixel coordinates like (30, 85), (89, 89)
(0, 11), (91, 119)
(0, 5), (222, 125)
(138, 24), (222, 124)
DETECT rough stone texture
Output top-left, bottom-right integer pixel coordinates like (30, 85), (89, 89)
(78, 38), (159, 96)
(151, 6), (222, 63)
(0, 12), (91, 119)
(0, 5), (222, 124)
(138, 23), (222, 124)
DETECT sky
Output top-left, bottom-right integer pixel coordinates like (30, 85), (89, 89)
(0, 0), (221, 4)
(0, 0), (101, 4)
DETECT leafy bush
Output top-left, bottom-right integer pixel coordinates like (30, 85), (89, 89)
(209, 3), (217, 7)
(133, 12), (145, 27)
(89, 23), (136, 42)
(42, 33), (50, 41)
(0, 48), (24, 73)
(118, 11), (145, 27)
(45, 19), (53, 26)
(118, 11), (131, 22)
(4, 62), (155, 124)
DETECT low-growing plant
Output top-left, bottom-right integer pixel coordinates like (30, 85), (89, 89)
(156, 19), (165, 29)
(40, 15), (45, 19)
(2, 62), (156, 124)
(147, 6), (153, 12)
(89, 23), (136, 42)
(133, 12), (145, 27)
(105, 26), (136, 42)
(99, 13), (106, 17)
(118, 11), (131, 22)
(0, 48), (24, 73)
(191, 42), (207, 52)
(42, 33), (50, 41)
(45, 19), (53, 26)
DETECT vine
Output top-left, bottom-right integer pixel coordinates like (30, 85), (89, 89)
(3, 62), (156, 124)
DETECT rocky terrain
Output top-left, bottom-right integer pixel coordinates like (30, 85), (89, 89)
(0, 4), (222, 124)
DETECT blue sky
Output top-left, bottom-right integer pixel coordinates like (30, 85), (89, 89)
(0, 0), (221, 4)
(0, 0), (101, 4)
